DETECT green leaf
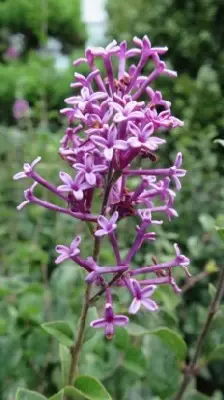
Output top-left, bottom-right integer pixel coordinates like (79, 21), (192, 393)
(74, 375), (112, 400)
(149, 327), (187, 361)
(16, 389), (47, 400)
(126, 322), (150, 336)
(41, 321), (74, 347)
(123, 346), (147, 377)
(59, 344), (71, 386)
(208, 283), (216, 299)
(208, 344), (224, 362)
(63, 386), (87, 400)
(147, 336), (181, 398)
(114, 327), (130, 350)
(49, 390), (64, 400)
(216, 226), (224, 241)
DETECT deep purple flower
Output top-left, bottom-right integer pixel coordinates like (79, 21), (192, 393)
(55, 236), (81, 264)
(90, 303), (129, 339)
(129, 280), (158, 314)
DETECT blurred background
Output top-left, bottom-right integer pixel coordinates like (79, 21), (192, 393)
(0, 0), (224, 399)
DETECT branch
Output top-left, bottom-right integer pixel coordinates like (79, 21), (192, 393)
(174, 265), (224, 400)
(67, 163), (114, 385)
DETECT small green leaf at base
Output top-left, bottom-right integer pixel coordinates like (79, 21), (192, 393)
(41, 321), (74, 347)
(49, 390), (64, 400)
(16, 389), (47, 400)
(74, 375), (112, 400)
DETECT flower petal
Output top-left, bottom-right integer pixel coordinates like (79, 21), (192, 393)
(104, 147), (114, 161)
(13, 171), (27, 180)
(114, 315), (129, 326)
(73, 189), (83, 201)
(98, 215), (109, 230)
(56, 245), (69, 254)
(128, 137), (141, 148)
(55, 253), (69, 264)
(85, 171), (96, 185)
(90, 318), (107, 328)
(105, 323), (114, 339)
(94, 229), (107, 237)
(59, 171), (73, 185)
(129, 298), (141, 314)
(70, 236), (81, 251)
(141, 298), (158, 311)
(114, 140), (129, 150)
(141, 285), (157, 298)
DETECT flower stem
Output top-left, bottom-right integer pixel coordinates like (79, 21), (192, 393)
(67, 163), (114, 385)
(68, 284), (91, 385)
(174, 265), (224, 400)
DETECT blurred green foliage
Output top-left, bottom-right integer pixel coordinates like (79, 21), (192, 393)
(0, 0), (85, 46)
(0, 0), (224, 399)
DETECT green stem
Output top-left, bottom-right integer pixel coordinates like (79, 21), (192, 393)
(174, 265), (224, 400)
(67, 164), (114, 385)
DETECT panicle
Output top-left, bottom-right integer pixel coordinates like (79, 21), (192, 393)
(14, 36), (190, 339)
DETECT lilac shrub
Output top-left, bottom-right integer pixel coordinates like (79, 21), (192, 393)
(14, 36), (190, 340)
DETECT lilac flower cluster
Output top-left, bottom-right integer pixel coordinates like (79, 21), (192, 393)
(14, 36), (190, 339)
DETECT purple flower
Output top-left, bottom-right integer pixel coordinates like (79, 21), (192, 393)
(174, 243), (191, 277)
(91, 125), (128, 161)
(111, 101), (145, 123)
(13, 99), (30, 120)
(5, 46), (19, 60)
(129, 280), (158, 314)
(65, 87), (107, 111)
(13, 157), (41, 180)
(90, 303), (129, 339)
(55, 236), (81, 264)
(95, 212), (119, 237)
(73, 153), (107, 185)
(170, 152), (186, 190)
(127, 121), (166, 151)
(57, 172), (91, 200)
